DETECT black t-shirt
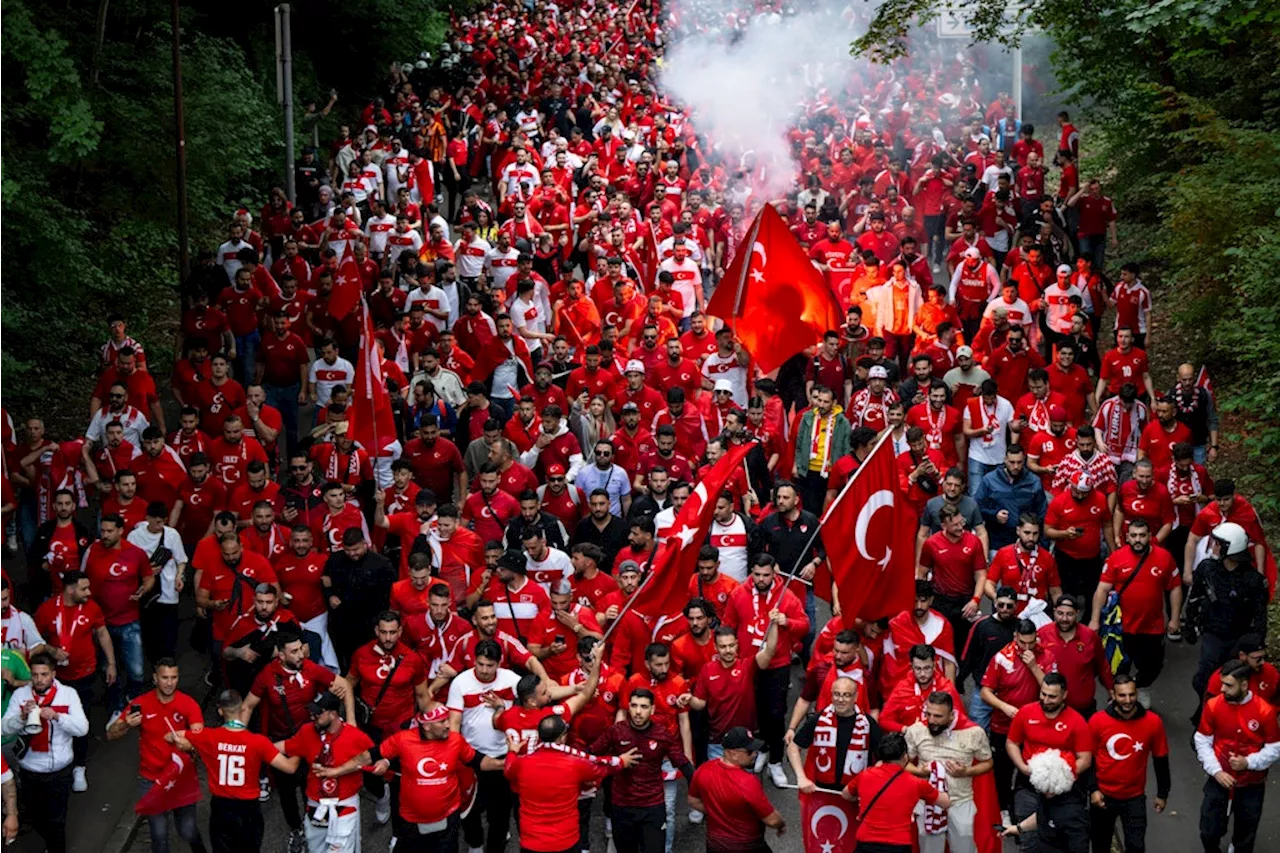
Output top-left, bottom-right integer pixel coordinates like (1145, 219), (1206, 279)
(794, 711), (883, 789)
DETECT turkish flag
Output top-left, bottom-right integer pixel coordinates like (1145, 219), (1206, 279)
(822, 434), (915, 623)
(347, 300), (399, 455)
(135, 751), (201, 816)
(329, 244), (363, 320)
(630, 443), (754, 622)
(1196, 364), (1214, 399)
(800, 788), (858, 853)
(705, 204), (843, 373)
(971, 766), (1004, 853)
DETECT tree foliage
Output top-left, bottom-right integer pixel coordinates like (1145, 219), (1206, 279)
(1, 0), (448, 431)
(853, 0), (1280, 513)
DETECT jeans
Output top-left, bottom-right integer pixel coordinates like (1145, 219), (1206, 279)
(967, 690), (994, 731)
(1192, 444), (1207, 466)
(106, 620), (145, 714)
(924, 214), (946, 266)
(967, 460), (998, 498)
(233, 330), (261, 386)
(264, 382), (301, 454)
(706, 742), (724, 761)
(1090, 793), (1146, 853)
(139, 778), (206, 853)
(490, 396), (515, 423)
(18, 493), (38, 556)
(660, 759), (677, 853)
(1078, 234), (1107, 271)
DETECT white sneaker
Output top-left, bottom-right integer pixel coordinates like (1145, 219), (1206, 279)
(259, 775), (272, 802)
(375, 789), (392, 825)
(105, 709), (122, 735)
(73, 767), (88, 792)
(688, 808), (704, 824)
(753, 751), (768, 774)
(1138, 689), (1152, 709)
(768, 762), (788, 788)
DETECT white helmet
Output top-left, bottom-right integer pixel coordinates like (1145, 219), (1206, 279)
(1211, 521), (1250, 558)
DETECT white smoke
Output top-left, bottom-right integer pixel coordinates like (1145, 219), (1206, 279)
(657, 2), (876, 200)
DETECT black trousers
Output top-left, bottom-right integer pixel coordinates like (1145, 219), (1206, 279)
(143, 601), (180, 661)
(463, 767), (515, 853)
(1090, 793), (1147, 853)
(612, 804), (666, 853)
(1022, 783), (1089, 853)
(397, 813), (461, 853)
(21, 764), (72, 853)
(1056, 552), (1104, 622)
(1119, 633), (1165, 688)
(933, 592), (975, 659)
(755, 664), (790, 763)
(273, 763), (306, 831)
(1191, 631), (1234, 724)
(209, 796), (263, 853)
(797, 471), (828, 516)
(1200, 777), (1265, 853)
(690, 707), (710, 764)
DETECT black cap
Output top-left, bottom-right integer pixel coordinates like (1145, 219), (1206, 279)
(722, 726), (766, 753)
(497, 550), (528, 574)
(307, 692), (342, 716)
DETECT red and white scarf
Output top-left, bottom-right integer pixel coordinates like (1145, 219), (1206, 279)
(851, 388), (896, 430)
(28, 685), (64, 753)
(924, 761), (949, 835)
(1167, 464), (1204, 529)
(803, 704), (871, 789)
(324, 447), (364, 484)
(1024, 396), (1053, 434)
(1014, 545), (1047, 602)
(922, 403), (947, 450)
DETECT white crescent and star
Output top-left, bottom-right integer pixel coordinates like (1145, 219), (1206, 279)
(854, 489), (895, 570)
(750, 241), (768, 283)
(810, 804), (849, 841)
(1105, 732), (1142, 760)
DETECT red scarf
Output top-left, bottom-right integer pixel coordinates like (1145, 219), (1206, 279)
(29, 685), (66, 753)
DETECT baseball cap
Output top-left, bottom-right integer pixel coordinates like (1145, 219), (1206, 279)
(621, 402), (640, 413)
(625, 359), (646, 375)
(307, 692), (343, 716)
(1048, 404), (1067, 422)
(963, 247), (980, 259)
(617, 559), (642, 575)
(868, 366), (888, 379)
(1056, 264), (1072, 275)
(956, 345), (974, 359)
(547, 463), (566, 477)
(415, 489), (438, 506)
(713, 378), (734, 393)
(722, 727), (766, 753)
(1071, 471), (1092, 490)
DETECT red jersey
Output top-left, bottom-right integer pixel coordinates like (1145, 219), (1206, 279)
(1138, 421), (1191, 472)
(205, 436), (267, 488)
(853, 764), (941, 846)
(692, 655), (758, 741)
(405, 612), (472, 680)
(1036, 624), (1112, 712)
(33, 598), (106, 681)
(348, 640), (428, 735)
(688, 759), (776, 851)
(1099, 347), (1148, 396)
(283, 721), (375, 802)
(918, 531), (986, 599)
(506, 743), (612, 852)
(981, 641), (1059, 734)
(1099, 545), (1180, 635)
(273, 550), (327, 621)
(198, 550), (276, 640)
(81, 540), (153, 626)
(622, 672), (690, 739)
(248, 659), (336, 740)
(1026, 428), (1077, 490)
(1044, 489), (1110, 559)
(379, 729), (477, 824)
(987, 545), (1060, 612)
(134, 689), (204, 781)
(311, 503), (369, 553)
(905, 404), (963, 468)
(1116, 480), (1174, 539)
(1089, 708), (1168, 799)
(461, 488), (520, 545)
(1007, 703), (1091, 766)
(185, 725), (281, 800)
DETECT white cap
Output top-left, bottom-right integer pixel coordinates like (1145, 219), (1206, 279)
(625, 359), (646, 375)
(868, 366), (889, 379)
(1056, 264), (1072, 275)
(713, 378), (734, 392)
(963, 247), (980, 259)
(956, 345), (974, 358)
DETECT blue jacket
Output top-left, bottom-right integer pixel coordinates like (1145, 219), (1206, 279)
(974, 466), (1047, 550)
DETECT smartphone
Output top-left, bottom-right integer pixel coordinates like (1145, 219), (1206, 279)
(131, 704), (143, 715)
(1074, 527), (1085, 535)
(555, 634), (566, 645)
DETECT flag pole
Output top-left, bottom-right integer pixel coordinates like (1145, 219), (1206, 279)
(599, 543), (663, 644)
(784, 428), (897, 580)
(731, 209), (765, 316)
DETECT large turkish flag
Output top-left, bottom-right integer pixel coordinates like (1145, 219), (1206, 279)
(705, 204), (844, 373)
(822, 434), (916, 623)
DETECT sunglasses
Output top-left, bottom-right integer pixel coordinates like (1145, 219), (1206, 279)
(290, 465), (308, 471)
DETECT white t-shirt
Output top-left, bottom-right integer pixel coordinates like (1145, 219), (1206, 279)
(511, 296), (547, 342)
(709, 515), (750, 581)
(980, 164), (1014, 188)
(524, 547), (573, 594)
(407, 285), (450, 331)
(86, 407), (150, 447)
(364, 214), (397, 254)
(447, 667), (520, 757)
(485, 247), (522, 293)
(964, 395), (1016, 466)
(701, 353), (749, 407)
(309, 357), (356, 407)
(126, 524), (188, 604)
(384, 151), (410, 195)
(1, 607), (45, 654)
(454, 237), (493, 279)
(657, 257), (702, 316)
(385, 228), (424, 268)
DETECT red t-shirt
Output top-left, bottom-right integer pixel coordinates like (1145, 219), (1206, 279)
(283, 722), (375, 802)
(688, 759), (775, 851)
(981, 643), (1059, 734)
(401, 437), (465, 503)
(1099, 545), (1180, 634)
(258, 332), (310, 388)
(461, 488), (521, 545)
(1089, 709), (1168, 799)
(692, 655), (758, 741)
(81, 541), (153, 626)
(918, 531), (987, 598)
(249, 659), (336, 740)
(379, 729), (476, 824)
(198, 551), (276, 640)
(186, 725), (280, 800)
(570, 571), (618, 612)
(1008, 703), (1091, 768)
(134, 689), (204, 781)
(348, 641), (428, 734)
(33, 599), (105, 681)
(273, 550), (327, 621)
(506, 745), (610, 851)
(987, 546), (1061, 612)
(622, 672), (690, 739)
(1044, 490), (1110, 559)
(852, 763), (940, 845)
(1099, 347), (1148, 396)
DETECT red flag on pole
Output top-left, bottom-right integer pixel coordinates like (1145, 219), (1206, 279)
(1196, 365), (1214, 399)
(971, 766), (1005, 853)
(329, 243), (363, 320)
(630, 443), (754, 622)
(135, 750), (201, 816)
(822, 434), (916, 623)
(705, 204), (844, 374)
(347, 299), (398, 455)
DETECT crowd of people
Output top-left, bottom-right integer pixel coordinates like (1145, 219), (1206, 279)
(2, 2), (1278, 853)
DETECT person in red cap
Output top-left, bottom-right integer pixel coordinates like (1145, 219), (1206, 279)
(370, 704), (505, 853)
(1044, 471), (1115, 621)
